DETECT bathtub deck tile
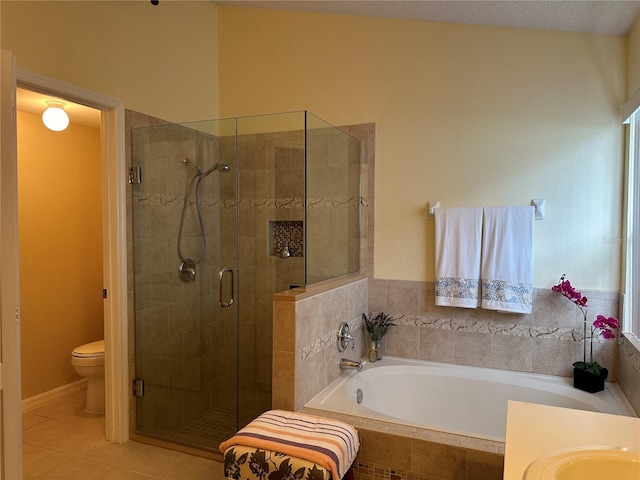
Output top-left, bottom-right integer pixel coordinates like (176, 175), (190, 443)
(418, 429), (461, 447)
(386, 425), (421, 439)
(458, 436), (504, 455)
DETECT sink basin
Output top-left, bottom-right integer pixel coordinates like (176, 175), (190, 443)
(523, 446), (640, 480)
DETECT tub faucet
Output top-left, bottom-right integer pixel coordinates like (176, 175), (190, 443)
(340, 358), (363, 372)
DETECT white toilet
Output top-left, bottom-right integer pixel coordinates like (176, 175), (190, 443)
(71, 340), (105, 414)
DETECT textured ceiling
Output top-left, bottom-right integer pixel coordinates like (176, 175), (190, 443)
(214, 0), (640, 36)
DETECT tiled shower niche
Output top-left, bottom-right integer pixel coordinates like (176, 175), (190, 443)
(270, 220), (304, 257)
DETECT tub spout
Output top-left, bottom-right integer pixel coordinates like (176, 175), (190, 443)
(340, 358), (363, 371)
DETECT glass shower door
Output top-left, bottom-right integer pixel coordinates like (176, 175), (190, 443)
(131, 118), (239, 451)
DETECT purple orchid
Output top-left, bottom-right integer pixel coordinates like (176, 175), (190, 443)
(552, 275), (619, 374)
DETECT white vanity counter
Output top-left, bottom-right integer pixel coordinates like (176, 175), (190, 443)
(503, 401), (640, 480)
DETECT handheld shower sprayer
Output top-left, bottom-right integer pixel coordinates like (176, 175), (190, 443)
(177, 157), (230, 283)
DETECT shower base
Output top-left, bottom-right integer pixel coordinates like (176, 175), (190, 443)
(137, 405), (261, 453)
(176, 405), (260, 444)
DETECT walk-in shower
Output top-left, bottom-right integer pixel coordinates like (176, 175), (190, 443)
(131, 111), (361, 451)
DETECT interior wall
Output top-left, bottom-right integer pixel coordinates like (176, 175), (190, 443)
(218, 6), (626, 291)
(627, 16), (640, 98)
(18, 110), (103, 399)
(0, 1), (219, 123)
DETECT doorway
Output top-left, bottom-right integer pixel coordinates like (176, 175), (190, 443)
(14, 68), (129, 446)
(16, 88), (104, 404)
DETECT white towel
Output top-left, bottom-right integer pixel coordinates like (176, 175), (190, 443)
(435, 207), (483, 308)
(481, 206), (534, 314)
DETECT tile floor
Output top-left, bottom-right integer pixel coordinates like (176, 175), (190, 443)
(22, 389), (226, 480)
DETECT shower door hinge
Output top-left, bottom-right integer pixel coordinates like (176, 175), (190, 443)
(132, 378), (145, 397)
(128, 166), (142, 184)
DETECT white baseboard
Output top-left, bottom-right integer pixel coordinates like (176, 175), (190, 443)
(21, 379), (88, 413)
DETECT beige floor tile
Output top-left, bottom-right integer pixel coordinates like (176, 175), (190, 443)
(103, 468), (158, 479)
(111, 444), (192, 478)
(29, 397), (105, 429)
(32, 456), (116, 480)
(22, 418), (79, 447)
(80, 439), (151, 468)
(22, 412), (50, 431)
(22, 388), (224, 480)
(22, 443), (71, 480)
(45, 424), (106, 456)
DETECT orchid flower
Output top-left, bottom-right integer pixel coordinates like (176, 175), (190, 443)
(552, 274), (619, 371)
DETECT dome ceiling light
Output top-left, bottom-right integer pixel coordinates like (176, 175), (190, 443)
(42, 101), (70, 131)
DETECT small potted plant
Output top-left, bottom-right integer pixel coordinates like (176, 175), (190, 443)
(362, 312), (395, 361)
(552, 275), (619, 393)
(572, 314), (619, 392)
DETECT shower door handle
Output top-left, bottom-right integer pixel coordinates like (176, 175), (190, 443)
(219, 267), (234, 308)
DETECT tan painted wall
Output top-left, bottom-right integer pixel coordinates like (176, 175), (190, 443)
(18, 111), (103, 399)
(2, 2), (627, 290)
(218, 7), (626, 290)
(1, 1), (219, 122)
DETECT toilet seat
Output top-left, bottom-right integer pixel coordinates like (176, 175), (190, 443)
(72, 340), (105, 358)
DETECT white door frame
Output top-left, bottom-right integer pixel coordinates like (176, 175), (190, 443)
(15, 69), (129, 444)
(1, 49), (23, 480)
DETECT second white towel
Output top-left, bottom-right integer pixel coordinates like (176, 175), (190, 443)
(481, 206), (534, 314)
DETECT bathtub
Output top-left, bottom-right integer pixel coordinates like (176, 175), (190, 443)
(304, 356), (637, 443)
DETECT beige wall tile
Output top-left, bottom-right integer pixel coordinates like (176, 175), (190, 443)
(531, 338), (581, 377)
(384, 325), (420, 358)
(454, 331), (493, 367)
(467, 449), (504, 480)
(419, 327), (455, 363)
(492, 334), (532, 371)
(360, 430), (412, 471)
(410, 438), (467, 480)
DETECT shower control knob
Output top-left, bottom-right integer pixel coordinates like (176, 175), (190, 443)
(178, 260), (197, 283)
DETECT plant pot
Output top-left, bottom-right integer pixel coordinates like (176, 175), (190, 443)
(573, 366), (608, 393)
(369, 340), (382, 361)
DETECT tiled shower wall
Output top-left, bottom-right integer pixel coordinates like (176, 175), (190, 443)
(306, 126), (361, 284)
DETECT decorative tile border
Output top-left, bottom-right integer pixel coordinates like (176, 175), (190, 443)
(390, 314), (581, 341)
(300, 314), (362, 362)
(133, 191), (361, 209)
